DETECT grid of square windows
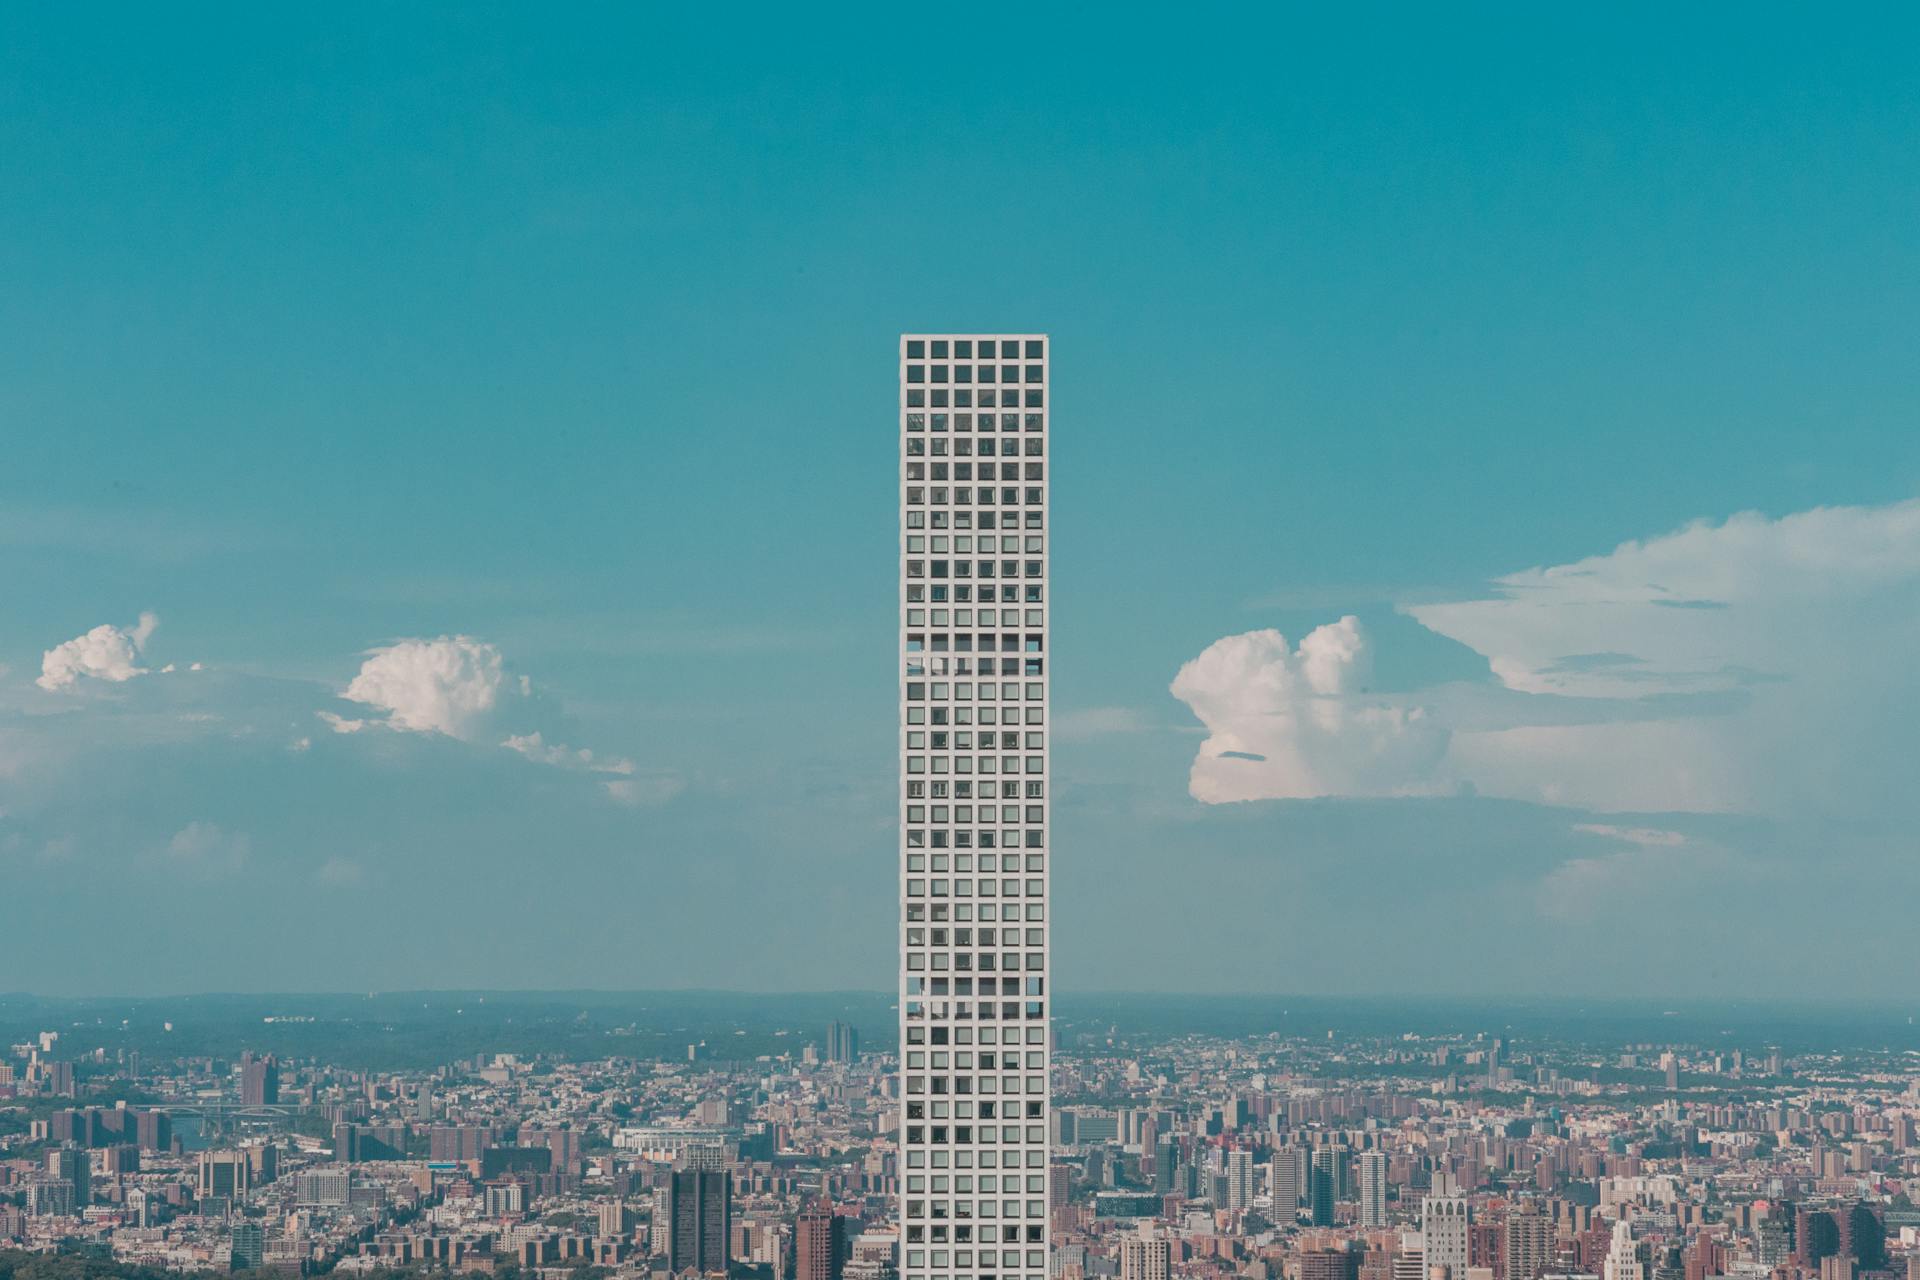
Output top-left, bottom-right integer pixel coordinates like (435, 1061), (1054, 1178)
(899, 335), (1049, 1280)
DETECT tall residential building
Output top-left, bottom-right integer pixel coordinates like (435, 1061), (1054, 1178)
(1227, 1149), (1256, 1212)
(899, 334), (1051, 1280)
(1422, 1184), (1470, 1280)
(1154, 1135), (1180, 1194)
(798, 1206), (847, 1280)
(48, 1146), (89, 1210)
(1503, 1204), (1555, 1280)
(239, 1053), (280, 1106)
(241, 1139), (277, 1187)
(1119, 1233), (1172, 1280)
(429, 1125), (501, 1162)
(1311, 1146), (1347, 1226)
(1272, 1147), (1308, 1221)
(1358, 1150), (1389, 1227)
(1047, 1163), (1073, 1211)
(25, 1180), (76, 1218)
(231, 1221), (265, 1270)
(134, 1109), (172, 1153)
(657, 1169), (731, 1274)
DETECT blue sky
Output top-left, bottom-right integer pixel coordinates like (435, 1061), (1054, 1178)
(5, 5), (1920, 997)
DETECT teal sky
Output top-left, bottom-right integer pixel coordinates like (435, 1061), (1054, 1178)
(5, 6), (1920, 998)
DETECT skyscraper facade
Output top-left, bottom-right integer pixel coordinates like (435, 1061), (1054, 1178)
(1503, 1204), (1554, 1280)
(1603, 1220), (1643, 1280)
(1271, 1147), (1307, 1221)
(657, 1168), (731, 1274)
(1227, 1149), (1256, 1212)
(798, 1205), (847, 1280)
(1421, 1179), (1470, 1280)
(1119, 1233), (1171, 1280)
(1358, 1150), (1388, 1227)
(240, 1053), (280, 1106)
(1310, 1146), (1346, 1227)
(49, 1147), (89, 1210)
(827, 1021), (861, 1065)
(231, 1221), (265, 1269)
(899, 334), (1051, 1280)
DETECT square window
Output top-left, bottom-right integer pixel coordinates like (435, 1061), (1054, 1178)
(1024, 340), (1042, 358)
(907, 340), (925, 358)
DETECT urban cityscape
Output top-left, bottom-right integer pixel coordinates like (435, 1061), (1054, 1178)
(4, 995), (1920, 1280)
(9, 10), (1920, 1280)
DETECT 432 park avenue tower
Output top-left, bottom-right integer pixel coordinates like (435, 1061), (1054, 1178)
(898, 334), (1052, 1280)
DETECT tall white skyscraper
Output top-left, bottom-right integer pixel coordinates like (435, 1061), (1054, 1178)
(1358, 1149), (1388, 1227)
(1421, 1181), (1469, 1280)
(899, 334), (1051, 1280)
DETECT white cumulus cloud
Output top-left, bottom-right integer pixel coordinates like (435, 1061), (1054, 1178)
(339, 635), (515, 738)
(1169, 617), (1449, 802)
(38, 612), (159, 691)
(1178, 498), (1920, 820)
(332, 636), (676, 804)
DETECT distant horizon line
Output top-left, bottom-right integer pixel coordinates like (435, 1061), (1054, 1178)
(2, 987), (1916, 1011)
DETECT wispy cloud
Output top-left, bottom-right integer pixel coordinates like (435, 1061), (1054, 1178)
(315, 856), (366, 888)
(151, 821), (250, 876)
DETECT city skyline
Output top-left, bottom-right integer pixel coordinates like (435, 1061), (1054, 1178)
(7, 994), (1918, 1279)
(7, 6), (1920, 999)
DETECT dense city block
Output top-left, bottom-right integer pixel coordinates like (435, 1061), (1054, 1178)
(4, 999), (1919, 1280)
